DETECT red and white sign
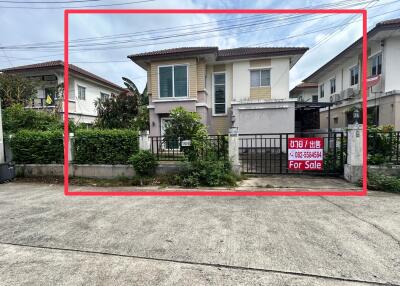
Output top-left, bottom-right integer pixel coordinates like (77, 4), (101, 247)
(288, 138), (324, 171)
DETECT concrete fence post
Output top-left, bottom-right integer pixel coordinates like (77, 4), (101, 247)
(228, 127), (241, 175)
(139, 130), (150, 151)
(344, 124), (363, 183)
(68, 133), (74, 163)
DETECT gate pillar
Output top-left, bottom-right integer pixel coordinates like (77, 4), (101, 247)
(344, 124), (363, 183)
(228, 128), (241, 175)
(139, 130), (151, 151)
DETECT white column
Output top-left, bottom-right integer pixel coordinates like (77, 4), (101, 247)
(344, 124), (363, 183)
(228, 127), (241, 175)
(68, 133), (74, 163)
(0, 100), (5, 164)
(139, 130), (150, 151)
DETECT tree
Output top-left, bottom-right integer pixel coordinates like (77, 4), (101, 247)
(122, 77), (148, 105)
(163, 107), (206, 140)
(94, 92), (140, 129)
(0, 73), (37, 108)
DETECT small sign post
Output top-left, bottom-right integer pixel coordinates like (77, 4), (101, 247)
(288, 138), (324, 171)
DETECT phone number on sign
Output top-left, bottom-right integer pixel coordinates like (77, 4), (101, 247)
(288, 149), (323, 160)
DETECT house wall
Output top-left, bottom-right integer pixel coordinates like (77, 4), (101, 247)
(384, 36), (400, 92)
(290, 87), (318, 102)
(70, 74), (120, 123)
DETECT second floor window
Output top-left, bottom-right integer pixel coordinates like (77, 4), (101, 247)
(330, 78), (336, 94)
(78, 85), (86, 100)
(350, 65), (359, 86)
(312, 95), (318, 103)
(159, 65), (188, 98)
(250, 69), (270, 87)
(100, 92), (110, 101)
(371, 53), (382, 76)
(214, 73), (226, 115)
(319, 84), (324, 98)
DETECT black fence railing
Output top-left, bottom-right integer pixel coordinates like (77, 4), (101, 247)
(368, 131), (400, 165)
(149, 135), (228, 161)
(238, 131), (347, 176)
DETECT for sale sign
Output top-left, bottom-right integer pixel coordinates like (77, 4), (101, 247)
(288, 138), (324, 171)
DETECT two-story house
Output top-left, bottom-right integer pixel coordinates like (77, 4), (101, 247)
(304, 18), (400, 131)
(290, 82), (318, 103)
(1, 60), (124, 124)
(128, 46), (308, 136)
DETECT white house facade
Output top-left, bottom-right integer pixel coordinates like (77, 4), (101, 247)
(304, 18), (400, 131)
(1, 61), (124, 124)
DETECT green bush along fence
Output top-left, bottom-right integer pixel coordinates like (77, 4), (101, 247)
(73, 129), (139, 164)
(10, 130), (64, 164)
(10, 129), (139, 165)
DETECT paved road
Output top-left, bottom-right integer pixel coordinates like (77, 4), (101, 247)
(0, 182), (399, 285)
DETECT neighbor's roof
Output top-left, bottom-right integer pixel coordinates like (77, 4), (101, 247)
(290, 82), (318, 91)
(304, 17), (400, 82)
(0, 60), (124, 91)
(128, 46), (308, 62)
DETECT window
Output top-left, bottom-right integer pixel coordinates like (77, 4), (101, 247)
(333, 117), (339, 125)
(330, 78), (336, 94)
(78, 85), (86, 100)
(250, 69), (270, 87)
(214, 73), (226, 115)
(350, 65), (359, 86)
(371, 53), (382, 76)
(312, 95), (318, 103)
(100, 92), (110, 101)
(159, 65), (188, 98)
(319, 84), (324, 98)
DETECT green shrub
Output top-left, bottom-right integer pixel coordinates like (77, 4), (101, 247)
(3, 104), (62, 134)
(74, 129), (139, 164)
(128, 150), (158, 176)
(179, 159), (237, 187)
(366, 174), (400, 193)
(10, 130), (63, 163)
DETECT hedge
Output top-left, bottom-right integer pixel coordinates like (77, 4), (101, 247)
(11, 130), (64, 164)
(73, 129), (139, 164)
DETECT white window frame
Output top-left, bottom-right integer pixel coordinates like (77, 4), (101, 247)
(212, 71), (227, 116)
(369, 52), (382, 76)
(319, 83), (325, 98)
(157, 64), (189, 99)
(330, 78), (336, 94)
(349, 65), (359, 86)
(250, 68), (271, 88)
(77, 85), (86, 100)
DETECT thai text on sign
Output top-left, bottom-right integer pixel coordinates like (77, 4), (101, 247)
(288, 138), (324, 170)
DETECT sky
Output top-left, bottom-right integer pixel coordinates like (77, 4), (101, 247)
(0, 0), (400, 92)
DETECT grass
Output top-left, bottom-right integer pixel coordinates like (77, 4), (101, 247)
(16, 174), (181, 188)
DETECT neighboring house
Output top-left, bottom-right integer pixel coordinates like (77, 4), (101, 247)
(1, 60), (124, 123)
(304, 18), (400, 131)
(128, 46), (308, 136)
(290, 82), (318, 103)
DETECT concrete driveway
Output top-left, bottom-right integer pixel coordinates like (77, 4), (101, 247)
(0, 182), (399, 286)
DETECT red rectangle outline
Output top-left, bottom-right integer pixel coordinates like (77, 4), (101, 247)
(64, 9), (368, 196)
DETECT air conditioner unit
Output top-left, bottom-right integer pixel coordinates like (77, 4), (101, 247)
(342, 88), (355, 100)
(330, 95), (334, 103)
(353, 88), (361, 97)
(334, 93), (341, 102)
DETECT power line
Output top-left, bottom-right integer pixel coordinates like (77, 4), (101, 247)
(0, 0), (101, 3)
(1, 0), (387, 53)
(0, 0), (154, 9)
(0, 0), (378, 49)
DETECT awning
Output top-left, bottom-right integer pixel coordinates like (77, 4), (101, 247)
(367, 75), (380, 88)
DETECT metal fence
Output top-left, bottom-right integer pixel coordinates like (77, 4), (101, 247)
(149, 135), (228, 161)
(368, 131), (400, 165)
(239, 131), (347, 175)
